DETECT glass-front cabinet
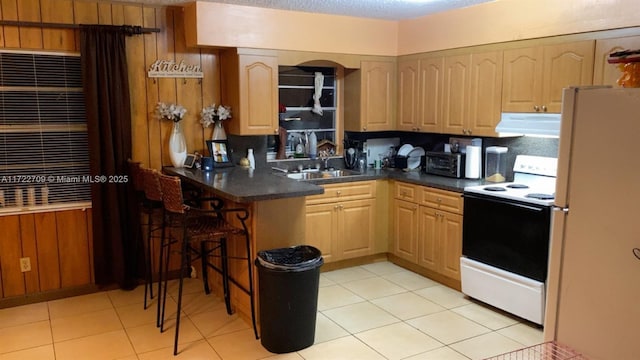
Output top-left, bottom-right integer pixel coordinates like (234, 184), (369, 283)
(267, 66), (337, 160)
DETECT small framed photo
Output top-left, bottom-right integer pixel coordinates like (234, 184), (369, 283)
(206, 140), (234, 168)
(184, 154), (197, 168)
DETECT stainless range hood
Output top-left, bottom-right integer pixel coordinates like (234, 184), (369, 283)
(496, 112), (561, 137)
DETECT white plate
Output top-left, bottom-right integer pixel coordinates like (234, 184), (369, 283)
(397, 144), (414, 157)
(407, 147), (425, 169)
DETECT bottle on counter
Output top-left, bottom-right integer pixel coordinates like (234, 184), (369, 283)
(247, 148), (255, 170)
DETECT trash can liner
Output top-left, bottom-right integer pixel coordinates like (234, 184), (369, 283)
(257, 245), (323, 271)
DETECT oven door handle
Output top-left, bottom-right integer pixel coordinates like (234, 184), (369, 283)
(463, 193), (547, 212)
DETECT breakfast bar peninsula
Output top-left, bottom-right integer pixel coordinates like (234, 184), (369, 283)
(162, 166), (323, 325)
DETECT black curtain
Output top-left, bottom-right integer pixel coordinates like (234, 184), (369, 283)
(80, 25), (139, 289)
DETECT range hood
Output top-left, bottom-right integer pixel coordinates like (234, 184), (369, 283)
(496, 112), (561, 137)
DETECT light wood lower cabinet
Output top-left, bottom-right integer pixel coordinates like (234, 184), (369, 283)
(392, 182), (463, 282)
(305, 181), (377, 263)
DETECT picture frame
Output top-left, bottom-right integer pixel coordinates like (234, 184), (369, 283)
(206, 140), (234, 168)
(183, 154), (197, 168)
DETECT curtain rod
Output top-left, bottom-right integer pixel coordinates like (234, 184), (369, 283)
(0, 20), (160, 34)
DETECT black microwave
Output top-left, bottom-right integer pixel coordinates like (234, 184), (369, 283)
(424, 151), (465, 178)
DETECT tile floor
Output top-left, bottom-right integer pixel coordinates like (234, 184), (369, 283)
(0, 261), (543, 359)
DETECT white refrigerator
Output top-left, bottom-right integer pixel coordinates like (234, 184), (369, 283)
(544, 86), (640, 359)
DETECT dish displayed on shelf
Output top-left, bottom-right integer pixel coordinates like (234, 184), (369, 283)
(407, 147), (425, 170)
(397, 144), (414, 157)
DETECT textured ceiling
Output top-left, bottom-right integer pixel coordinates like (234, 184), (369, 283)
(151, 0), (495, 20)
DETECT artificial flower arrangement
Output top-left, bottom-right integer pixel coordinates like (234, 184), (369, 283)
(200, 104), (232, 128)
(156, 102), (187, 122)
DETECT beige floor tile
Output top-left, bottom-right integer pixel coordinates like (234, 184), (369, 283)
(190, 307), (249, 338)
(371, 292), (445, 320)
(359, 261), (405, 275)
(53, 330), (135, 360)
(405, 346), (470, 360)
(126, 317), (203, 354)
(414, 285), (472, 309)
(0, 320), (52, 354)
(496, 323), (544, 347)
(0, 302), (49, 329)
(297, 335), (386, 360)
(313, 312), (349, 344)
(317, 285), (364, 311)
(138, 339), (221, 359)
(452, 303), (519, 330)
(318, 275), (336, 287)
(116, 296), (177, 329)
(0, 344), (54, 360)
(107, 285), (150, 308)
(262, 353), (304, 359)
(178, 291), (226, 316)
(340, 277), (407, 300)
(323, 301), (399, 334)
(450, 332), (524, 360)
(356, 322), (443, 360)
(207, 328), (272, 359)
(51, 308), (123, 342)
(48, 292), (113, 319)
(407, 311), (490, 345)
(166, 278), (207, 299)
(382, 270), (440, 291)
(321, 267), (377, 284)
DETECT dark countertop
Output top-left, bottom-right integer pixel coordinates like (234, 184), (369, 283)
(164, 166), (324, 203)
(288, 167), (487, 192)
(164, 166), (489, 203)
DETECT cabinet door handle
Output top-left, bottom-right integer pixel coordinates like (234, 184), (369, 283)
(336, 190), (342, 196)
(436, 197), (442, 202)
(339, 204), (344, 210)
(334, 205), (339, 211)
(541, 105), (547, 112)
(363, 127), (367, 131)
(533, 105), (540, 112)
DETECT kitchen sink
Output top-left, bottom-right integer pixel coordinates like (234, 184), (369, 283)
(285, 169), (361, 180)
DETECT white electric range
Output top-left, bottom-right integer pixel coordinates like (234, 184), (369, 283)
(461, 155), (558, 325)
(463, 155), (558, 206)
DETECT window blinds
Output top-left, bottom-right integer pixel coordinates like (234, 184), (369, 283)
(0, 50), (91, 213)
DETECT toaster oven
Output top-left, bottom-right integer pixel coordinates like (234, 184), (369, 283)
(424, 151), (465, 178)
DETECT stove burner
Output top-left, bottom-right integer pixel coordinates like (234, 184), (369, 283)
(484, 186), (506, 192)
(526, 193), (555, 200)
(506, 184), (529, 189)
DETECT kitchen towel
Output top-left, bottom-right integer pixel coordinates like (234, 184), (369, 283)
(465, 145), (482, 179)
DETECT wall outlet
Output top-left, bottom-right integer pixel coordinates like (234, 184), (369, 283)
(19, 257), (31, 272)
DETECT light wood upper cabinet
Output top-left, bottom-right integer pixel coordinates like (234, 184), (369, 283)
(221, 49), (279, 136)
(442, 54), (471, 135)
(396, 56), (444, 133)
(397, 59), (420, 131)
(468, 50), (503, 137)
(345, 60), (396, 132)
(503, 41), (595, 113)
(441, 50), (502, 136)
(418, 56), (445, 133)
(593, 35), (640, 86)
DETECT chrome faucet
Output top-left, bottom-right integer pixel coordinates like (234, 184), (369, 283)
(319, 150), (331, 170)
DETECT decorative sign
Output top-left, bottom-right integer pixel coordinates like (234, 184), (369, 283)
(147, 59), (203, 78)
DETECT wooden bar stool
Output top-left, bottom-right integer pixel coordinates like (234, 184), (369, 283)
(157, 173), (258, 355)
(139, 167), (167, 327)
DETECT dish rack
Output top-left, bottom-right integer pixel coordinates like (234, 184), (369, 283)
(484, 341), (588, 360)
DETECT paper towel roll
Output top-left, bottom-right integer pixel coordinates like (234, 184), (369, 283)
(465, 146), (482, 179)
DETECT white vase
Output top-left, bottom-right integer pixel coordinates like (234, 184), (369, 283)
(212, 119), (227, 140)
(169, 121), (187, 167)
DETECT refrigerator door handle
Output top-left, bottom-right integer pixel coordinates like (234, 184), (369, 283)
(552, 206), (569, 213)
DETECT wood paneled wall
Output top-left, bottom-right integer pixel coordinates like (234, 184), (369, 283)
(0, 0), (220, 300)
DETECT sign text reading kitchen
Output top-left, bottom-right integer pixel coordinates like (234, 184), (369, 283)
(147, 59), (204, 78)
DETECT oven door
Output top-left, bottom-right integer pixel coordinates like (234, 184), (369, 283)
(462, 193), (551, 282)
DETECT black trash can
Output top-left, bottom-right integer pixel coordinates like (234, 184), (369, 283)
(255, 245), (324, 353)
